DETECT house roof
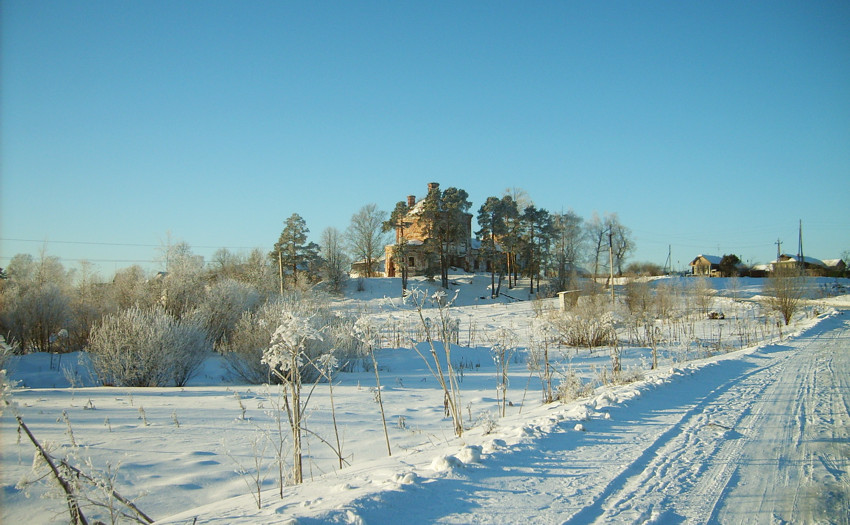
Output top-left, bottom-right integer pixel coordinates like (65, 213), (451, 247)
(773, 254), (827, 267)
(690, 254), (722, 266)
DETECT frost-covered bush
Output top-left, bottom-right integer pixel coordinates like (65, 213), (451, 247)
(221, 293), (361, 383)
(549, 294), (616, 348)
(189, 278), (261, 349)
(624, 280), (653, 319)
(557, 370), (594, 403)
(611, 366), (645, 385)
(88, 306), (210, 387)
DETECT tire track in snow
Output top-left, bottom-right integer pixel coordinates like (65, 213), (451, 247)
(710, 313), (850, 524)
(563, 345), (791, 524)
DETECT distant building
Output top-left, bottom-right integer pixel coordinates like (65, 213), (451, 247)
(384, 182), (478, 277)
(772, 254), (845, 276)
(689, 255), (722, 277)
(350, 257), (385, 278)
(823, 259), (847, 276)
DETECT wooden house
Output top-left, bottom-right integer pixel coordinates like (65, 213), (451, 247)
(689, 255), (722, 277)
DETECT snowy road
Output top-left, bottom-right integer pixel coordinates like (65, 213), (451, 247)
(330, 312), (850, 525)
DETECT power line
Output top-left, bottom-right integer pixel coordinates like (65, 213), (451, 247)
(0, 238), (260, 251)
(1, 238), (160, 248)
(0, 255), (159, 264)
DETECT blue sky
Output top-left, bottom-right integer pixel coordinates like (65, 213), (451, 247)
(2, 1), (848, 277)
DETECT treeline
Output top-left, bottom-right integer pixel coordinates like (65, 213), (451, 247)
(471, 191), (635, 296)
(0, 201), (392, 360)
(0, 244), (367, 387)
(0, 185), (641, 365)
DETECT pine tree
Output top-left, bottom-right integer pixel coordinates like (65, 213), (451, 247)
(271, 214), (319, 289)
(499, 196), (521, 289)
(522, 205), (553, 294)
(383, 201), (412, 293)
(420, 186), (472, 289)
(476, 197), (507, 298)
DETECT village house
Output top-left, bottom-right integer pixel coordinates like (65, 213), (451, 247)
(350, 257), (386, 278)
(688, 254), (722, 277)
(384, 183), (478, 277)
(772, 254), (846, 277)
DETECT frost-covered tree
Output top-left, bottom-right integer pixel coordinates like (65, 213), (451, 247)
(109, 265), (157, 311)
(262, 310), (324, 484)
(156, 242), (206, 319)
(609, 215), (634, 276)
(346, 204), (387, 278)
(208, 247), (242, 281)
(586, 212), (608, 280)
(0, 253), (73, 353)
(240, 248), (279, 298)
(190, 279), (261, 349)
(320, 227), (349, 295)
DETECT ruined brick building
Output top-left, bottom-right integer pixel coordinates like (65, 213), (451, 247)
(384, 183), (479, 277)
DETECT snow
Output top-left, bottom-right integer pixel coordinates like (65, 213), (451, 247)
(2, 274), (849, 524)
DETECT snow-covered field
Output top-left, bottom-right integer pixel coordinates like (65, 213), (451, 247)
(2, 275), (849, 524)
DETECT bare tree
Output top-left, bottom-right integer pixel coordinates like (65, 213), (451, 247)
(68, 261), (112, 351)
(691, 277), (714, 315)
(764, 266), (805, 325)
(586, 212), (632, 279)
(346, 204), (388, 278)
(608, 214), (634, 276)
(320, 227), (349, 294)
(586, 212), (608, 280)
(551, 210), (585, 291)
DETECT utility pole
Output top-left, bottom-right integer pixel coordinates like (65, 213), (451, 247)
(608, 229), (615, 306)
(798, 219), (805, 275)
(278, 249), (284, 295)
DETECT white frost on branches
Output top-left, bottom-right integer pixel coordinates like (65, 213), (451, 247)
(0, 370), (18, 416)
(352, 316), (380, 349)
(262, 312), (322, 372)
(262, 312), (323, 374)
